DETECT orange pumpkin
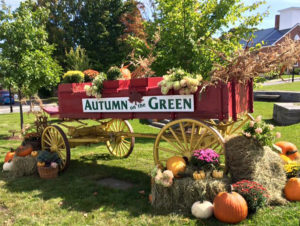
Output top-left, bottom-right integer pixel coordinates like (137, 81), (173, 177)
(276, 141), (300, 160)
(4, 151), (15, 162)
(16, 145), (33, 157)
(284, 177), (300, 201)
(37, 162), (45, 167)
(166, 156), (186, 177)
(213, 191), (248, 224)
(120, 65), (131, 79)
(31, 151), (38, 157)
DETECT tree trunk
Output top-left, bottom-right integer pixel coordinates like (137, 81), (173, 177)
(18, 90), (24, 130)
(9, 85), (13, 113)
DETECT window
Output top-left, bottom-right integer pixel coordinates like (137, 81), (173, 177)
(294, 34), (300, 41)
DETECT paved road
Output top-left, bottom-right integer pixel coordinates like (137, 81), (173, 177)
(0, 103), (56, 114)
(263, 77), (300, 86)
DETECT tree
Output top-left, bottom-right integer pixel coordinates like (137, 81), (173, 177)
(65, 46), (90, 71)
(151, 0), (267, 77)
(0, 0), (62, 129)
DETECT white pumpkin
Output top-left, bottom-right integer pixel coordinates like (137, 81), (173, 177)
(3, 162), (13, 171)
(191, 200), (213, 219)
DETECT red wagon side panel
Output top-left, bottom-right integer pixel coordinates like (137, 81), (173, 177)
(57, 77), (253, 121)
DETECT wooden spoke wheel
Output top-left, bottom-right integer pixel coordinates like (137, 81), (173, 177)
(106, 119), (135, 158)
(153, 119), (224, 167)
(207, 113), (254, 138)
(41, 125), (70, 172)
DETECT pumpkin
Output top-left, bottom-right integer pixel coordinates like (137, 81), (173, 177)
(213, 191), (248, 224)
(279, 154), (291, 164)
(212, 170), (223, 179)
(166, 156), (186, 177)
(16, 145), (33, 157)
(4, 151), (15, 162)
(191, 201), (213, 219)
(31, 151), (38, 157)
(37, 162), (45, 167)
(3, 162), (13, 171)
(120, 65), (131, 79)
(275, 141), (300, 160)
(193, 170), (205, 180)
(284, 177), (300, 201)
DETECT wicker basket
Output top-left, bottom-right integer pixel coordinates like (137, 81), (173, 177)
(38, 166), (59, 179)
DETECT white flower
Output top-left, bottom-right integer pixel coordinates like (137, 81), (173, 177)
(245, 132), (251, 137)
(255, 115), (262, 123)
(268, 125), (274, 130)
(249, 121), (255, 127)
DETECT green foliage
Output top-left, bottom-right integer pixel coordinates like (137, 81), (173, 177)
(242, 115), (279, 147)
(62, 71), (85, 83)
(151, 0), (267, 77)
(65, 46), (90, 71)
(0, 0), (62, 96)
(107, 66), (122, 80)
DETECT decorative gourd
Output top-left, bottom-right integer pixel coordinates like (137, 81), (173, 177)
(37, 162), (45, 167)
(120, 65), (131, 79)
(213, 191), (248, 224)
(191, 201), (213, 219)
(284, 177), (300, 201)
(4, 151), (15, 162)
(166, 156), (186, 177)
(275, 141), (300, 160)
(279, 154), (291, 164)
(16, 145), (33, 157)
(193, 171), (205, 180)
(212, 170), (223, 179)
(3, 162), (13, 171)
(31, 151), (38, 157)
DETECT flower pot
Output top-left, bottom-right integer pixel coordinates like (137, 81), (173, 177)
(212, 170), (223, 179)
(193, 170), (206, 180)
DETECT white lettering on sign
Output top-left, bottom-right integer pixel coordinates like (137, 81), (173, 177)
(82, 95), (194, 113)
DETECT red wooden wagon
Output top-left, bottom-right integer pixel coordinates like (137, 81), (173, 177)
(42, 77), (253, 171)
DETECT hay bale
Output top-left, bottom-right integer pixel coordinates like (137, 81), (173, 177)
(5, 156), (38, 178)
(225, 136), (287, 205)
(151, 177), (230, 213)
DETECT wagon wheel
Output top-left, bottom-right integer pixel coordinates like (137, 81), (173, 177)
(207, 113), (254, 138)
(153, 119), (224, 168)
(41, 125), (70, 172)
(106, 119), (135, 158)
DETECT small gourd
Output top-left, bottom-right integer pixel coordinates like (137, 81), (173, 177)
(31, 151), (38, 157)
(212, 170), (223, 179)
(191, 201), (213, 219)
(37, 162), (45, 167)
(193, 170), (205, 180)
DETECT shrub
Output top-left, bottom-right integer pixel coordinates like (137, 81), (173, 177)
(107, 66), (122, 80)
(83, 69), (99, 82)
(62, 70), (84, 83)
(232, 180), (268, 213)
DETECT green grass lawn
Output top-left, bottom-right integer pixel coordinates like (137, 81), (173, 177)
(0, 103), (299, 225)
(255, 81), (300, 91)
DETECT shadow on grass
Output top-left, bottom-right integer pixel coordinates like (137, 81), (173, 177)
(1, 159), (153, 216)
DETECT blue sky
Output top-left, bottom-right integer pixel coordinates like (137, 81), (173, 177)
(6, 0), (300, 29)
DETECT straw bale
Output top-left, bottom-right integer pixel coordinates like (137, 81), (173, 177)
(225, 135), (287, 205)
(4, 156), (38, 178)
(151, 177), (230, 213)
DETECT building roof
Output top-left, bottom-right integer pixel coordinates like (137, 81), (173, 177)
(279, 7), (300, 12)
(240, 27), (290, 48)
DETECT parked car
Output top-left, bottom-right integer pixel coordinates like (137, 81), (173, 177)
(0, 90), (15, 105)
